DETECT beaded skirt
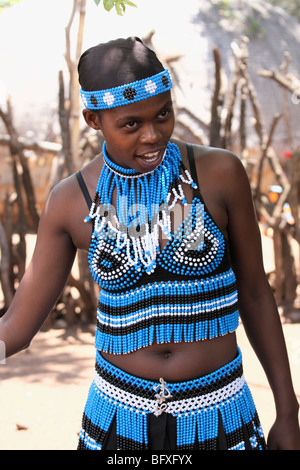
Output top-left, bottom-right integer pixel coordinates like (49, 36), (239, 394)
(77, 347), (267, 450)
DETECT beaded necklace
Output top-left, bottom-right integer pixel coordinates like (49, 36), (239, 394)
(85, 141), (197, 274)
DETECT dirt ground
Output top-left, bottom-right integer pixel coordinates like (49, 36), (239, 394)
(0, 325), (96, 450)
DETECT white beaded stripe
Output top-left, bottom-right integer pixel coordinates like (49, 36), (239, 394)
(78, 430), (102, 450)
(93, 371), (245, 415)
(97, 292), (238, 327)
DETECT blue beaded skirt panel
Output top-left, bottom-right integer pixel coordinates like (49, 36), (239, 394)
(77, 347), (267, 450)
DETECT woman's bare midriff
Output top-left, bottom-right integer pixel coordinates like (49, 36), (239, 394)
(101, 332), (238, 381)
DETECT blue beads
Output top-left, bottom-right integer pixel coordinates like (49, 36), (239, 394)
(78, 348), (267, 450)
(88, 141), (196, 287)
(157, 198), (225, 277)
(95, 269), (239, 354)
(80, 68), (172, 110)
(85, 139), (240, 356)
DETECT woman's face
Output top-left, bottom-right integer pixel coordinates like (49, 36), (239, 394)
(85, 91), (175, 173)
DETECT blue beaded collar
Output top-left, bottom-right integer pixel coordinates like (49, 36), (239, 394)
(80, 68), (172, 110)
(85, 141), (198, 274)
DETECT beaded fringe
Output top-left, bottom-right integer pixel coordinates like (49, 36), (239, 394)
(95, 268), (239, 354)
(77, 348), (267, 451)
(86, 142), (198, 275)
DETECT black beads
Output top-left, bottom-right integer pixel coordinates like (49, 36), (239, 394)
(91, 94), (98, 107)
(123, 87), (137, 101)
(162, 75), (169, 88)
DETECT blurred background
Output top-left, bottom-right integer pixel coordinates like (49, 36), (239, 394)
(0, 0), (299, 450)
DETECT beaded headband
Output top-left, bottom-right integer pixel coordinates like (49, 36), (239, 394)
(80, 68), (172, 110)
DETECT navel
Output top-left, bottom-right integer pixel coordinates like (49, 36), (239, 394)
(163, 351), (171, 360)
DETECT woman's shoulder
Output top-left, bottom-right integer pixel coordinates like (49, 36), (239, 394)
(194, 143), (241, 169)
(173, 139), (244, 178)
(50, 154), (102, 202)
(40, 155), (101, 230)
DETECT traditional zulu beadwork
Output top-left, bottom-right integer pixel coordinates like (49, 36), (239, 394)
(85, 141), (240, 354)
(86, 141), (198, 277)
(79, 142), (267, 450)
(95, 269), (239, 354)
(77, 348), (267, 450)
(80, 68), (172, 110)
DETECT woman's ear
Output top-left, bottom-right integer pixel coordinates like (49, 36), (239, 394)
(82, 109), (102, 130)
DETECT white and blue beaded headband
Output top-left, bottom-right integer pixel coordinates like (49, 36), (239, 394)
(80, 68), (172, 110)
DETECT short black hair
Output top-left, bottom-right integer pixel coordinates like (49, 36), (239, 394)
(78, 37), (164, 92)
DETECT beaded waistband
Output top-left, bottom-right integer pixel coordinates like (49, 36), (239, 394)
(94, 347), (244, 416)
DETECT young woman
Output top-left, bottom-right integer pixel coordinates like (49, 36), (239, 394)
(0, 37), (299, 450)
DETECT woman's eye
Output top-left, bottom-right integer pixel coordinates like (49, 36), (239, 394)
(125, 120), (137, 129)
(159, 108), (170, 119)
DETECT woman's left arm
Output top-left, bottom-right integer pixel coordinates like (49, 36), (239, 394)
(223, 151), (300, 450)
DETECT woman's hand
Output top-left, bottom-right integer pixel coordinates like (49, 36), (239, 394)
(267, 412), (300, 450)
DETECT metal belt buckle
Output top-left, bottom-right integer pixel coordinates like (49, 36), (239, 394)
(153, 378), (172, 417)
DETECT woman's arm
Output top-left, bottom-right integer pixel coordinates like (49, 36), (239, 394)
(0, 184), (77, 358)
(223, 152), (299, 449)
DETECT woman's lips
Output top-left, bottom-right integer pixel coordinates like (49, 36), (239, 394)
(139, 150), (160, 162)
(136, 148), (165, 168)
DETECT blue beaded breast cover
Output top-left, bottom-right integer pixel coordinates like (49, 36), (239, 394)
(85, 142), (204, 277)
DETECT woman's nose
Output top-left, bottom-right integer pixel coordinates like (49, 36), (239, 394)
(140, 123), (160, 143)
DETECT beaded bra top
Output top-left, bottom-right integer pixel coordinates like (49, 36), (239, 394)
(83, 142), (239, 354)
